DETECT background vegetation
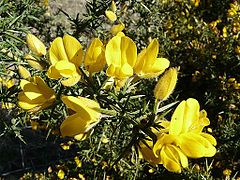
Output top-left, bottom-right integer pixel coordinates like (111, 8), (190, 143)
(0, 0), (239, 179)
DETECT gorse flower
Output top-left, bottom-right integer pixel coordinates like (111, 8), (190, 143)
(26, 34), (46, 56)
(84, 38), (106, 74)
(106, 32), (137, 88)
(140, 98), (216, 173)
(60, 96), (101, 137)
(105, 1), (117, 22)
(47, 34), (82, 86)
(134, 38), (170, 78)
(18, 76), (55, 112)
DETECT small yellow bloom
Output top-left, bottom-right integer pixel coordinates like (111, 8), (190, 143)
(154, 67), (178, 101)
(60, 96), (101, 137)
(57, 169), (65, 180)
(74, 156), (82, 168)
(0, 76), (15, 89)
(111, 22), (125, 35)
(26, 34), (46, 56)
(18, 76), (56, 112)
(84, 38), (106, 74)
(18, 65), (31, 79)
(47, 34), (82, 86)
(222, 27), (228, 37)
(111, 0), (117, 12)
(105, 33), (137, 88)
(105, 10), (117, 22)
(78, 174), (85, 180)
(134, 39), (170, 78)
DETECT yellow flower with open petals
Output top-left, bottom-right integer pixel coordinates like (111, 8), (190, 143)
(134, 39), (170, 78)
(26, 34), (46, 56)
(84, 38), (106, 74)
(18, 76), (55, 112)
(60, 96), (101, 137)
(105, 32), (137, 88)
(169, 98), (217, 158)
(47, 34), (82, 86)
(153, 98), (217, 172)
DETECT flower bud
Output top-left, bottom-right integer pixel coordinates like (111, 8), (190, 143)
(154, 67), (178, 101)
(18, 65), (31, 79)
(26, 34), (46, 56)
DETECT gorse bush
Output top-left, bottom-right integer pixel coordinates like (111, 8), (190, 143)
(0, 0), (239, 179)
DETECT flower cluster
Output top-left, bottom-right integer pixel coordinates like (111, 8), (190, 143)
(17, 26), (217, 173)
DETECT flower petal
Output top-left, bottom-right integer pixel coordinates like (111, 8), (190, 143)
(63, 34), (82, 66)
(49, 37), (68, 65)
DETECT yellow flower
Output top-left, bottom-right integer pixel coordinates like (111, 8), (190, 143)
(154, 98), (216, 159)
(18, 76), (56, 112)
(111, 22), (125, 35)
(47, 34), (82, 86)
(134, 39), (170, 78)
(105, 10), (117, 22)
(60, 96), (101, 137)
(154, 67), (178, 101)
(105, 32), (137, 88)
(111, 0), (117, 12)
(18, 65), (31, 79)
(151, 98), (217, 172)
(26, 34), (46, 56)
(57, 169), (65, 180)
(84, 38), (106, 74)
(0, 75), (15, 89)
(74, 156), (82, 168)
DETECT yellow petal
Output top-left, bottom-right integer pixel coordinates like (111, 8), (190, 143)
(25, 54), (46, 70)
(47, 65), (61, 79)
(84, 38), (106, 73)
(63, 34), (82, 66)
(200, 132), (217, 146)
(49, 37), (68, 65)
(61, 96), (100, 119)
(26, 34), (46, 56)
(161, 146), (182, 173)
(111, 0), (117, 12)
(20, 79), (43, 100)
(105, 10), (117, 22)
(34, 76), (55, 99)
(119, 63), (133, 79)
(154, 67), (177, 101)
(18, 65), (31, 79)
(179, 133), (216, 158)
(55, 60), (77, 77)
(106, 35), (137, 68)
(61, 73), (81, 87)
(60, 113), (90, 137)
